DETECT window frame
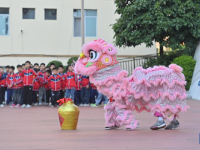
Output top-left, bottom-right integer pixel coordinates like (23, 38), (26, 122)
(44, 9), (57, 20)
(22, 8), (36, 20)
(73, 9), (97, 38)
(0, 13), (10, 36)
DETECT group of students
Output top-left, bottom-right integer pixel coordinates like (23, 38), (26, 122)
(0, 61), (108, 108)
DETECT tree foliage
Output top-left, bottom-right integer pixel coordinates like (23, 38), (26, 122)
(171, 55), (196, 90)
(67, 57), (78, 65)
(47, 60), (63, 68)
(113, 0), (200, 54)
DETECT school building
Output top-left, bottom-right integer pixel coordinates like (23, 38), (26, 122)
(0, 0), (156, 67)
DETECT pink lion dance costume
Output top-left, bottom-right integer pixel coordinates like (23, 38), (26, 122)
(74, 39), (189, 131)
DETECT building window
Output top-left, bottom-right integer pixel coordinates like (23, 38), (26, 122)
(23, 8), (35, 19)
(45, 9), (57, 20)
(0, 8), (9, 36)
(73, 9), (97, 37)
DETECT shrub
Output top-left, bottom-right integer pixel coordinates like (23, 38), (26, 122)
(67, 57), (78, 65)
(143, 51), (184, 69)
(47, 60), (63, 68)
(171, 55), (196, 90)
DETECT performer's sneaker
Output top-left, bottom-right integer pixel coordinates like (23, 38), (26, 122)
(105, 126), (119, 130)
(150, 120), (166, 130)
(165, 120), (180, 130)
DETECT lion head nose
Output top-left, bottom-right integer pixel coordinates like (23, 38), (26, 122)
(82, 58), (88, 65)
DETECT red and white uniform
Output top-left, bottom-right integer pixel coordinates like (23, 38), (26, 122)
(48, 74), (63, 91)
(38, 71), (46, 87)
(6, 73), (15, 89)
(65, 71), (76, 89)
(75, 75), (82, 90)
(58, 73), (66, 90)
(33, 78), (40, 91)
(13, 72), (23, 89)
(21, 68), (37, 86)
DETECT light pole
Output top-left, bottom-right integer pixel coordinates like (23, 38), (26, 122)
(81, 0), (85, 46)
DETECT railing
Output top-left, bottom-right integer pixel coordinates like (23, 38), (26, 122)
(118, 50), (186, 74)
(118, 54), (157, 74)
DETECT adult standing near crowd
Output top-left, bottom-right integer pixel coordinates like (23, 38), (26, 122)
(0, 66), (10, 107)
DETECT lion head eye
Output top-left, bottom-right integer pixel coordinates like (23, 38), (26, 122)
(108, 47), (112, 51)
(89, 50), (98, 60)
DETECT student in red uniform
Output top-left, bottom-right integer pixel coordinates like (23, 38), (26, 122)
(48, 68), (63, 107)
(75, 74), (82, 106)
(0, 66), (9, 107)
(90, 83), (98, 106)
(21, 61), (37, 108)
(38, 63), (47, 106)
(6, 66), (15, 105)
(58, 65), (66, 98)
(65, 65), (76, 101)
(32, 68), (39, 105)
(11, 65), (23, 108)
(45, 70), (52, 106)
(81, 76), (90, 106)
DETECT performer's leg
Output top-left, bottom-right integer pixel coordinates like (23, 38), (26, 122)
(104, 101), (119, 130)
(115, 107), (139, 131)
(150, 111), (166, 130)
(165, 115), (180, 130)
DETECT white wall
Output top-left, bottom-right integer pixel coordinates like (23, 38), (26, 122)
(0, 0), (156, 66)
(189, 42), (200, 100)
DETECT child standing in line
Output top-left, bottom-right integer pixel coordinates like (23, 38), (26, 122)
(58, 65), (66, 99)
(75, 74), (82, 106)
(21, 61), (37, 108)
(81, 76), (90, 106)
(0, 66), (9, 107)
(48, 68), (63, 107)
(38, 63), (47, 106)
(33, 68), (40, 105)
(45, 70), (52, 106)
(65, 65), (76, 101)
(6, 66), (15, 105)
(11, 65), (23, 108)
(90, 83), (98, 106)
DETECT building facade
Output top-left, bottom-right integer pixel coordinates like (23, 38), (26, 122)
(0, 0), (156, 67)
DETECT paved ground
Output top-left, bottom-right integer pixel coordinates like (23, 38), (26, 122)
(0, 99), (200, 150)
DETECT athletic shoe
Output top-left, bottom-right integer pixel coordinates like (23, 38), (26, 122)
(80, 104), (83, 106)
(126, 122), (140, 131)
(91, 104), (99, 108)
(105, 126), (119, 130)
(26, 104), (32, 108)
(83, 104), (89, 106)
(10, 104), (16, 107)
(39, 103), (42, 106)
(104, 104), (107, 106)
(150, 120), (166, 130)
(21, 104), (26, 108)
(99, 104), (103, 107)
(15, 104), (21, 108)
(51, 105), (55, 108)
(0, 104), (4, 108)
(48, 103), (51, 106)
(34, 103), (38, 106)
(165, 120), (180, 130)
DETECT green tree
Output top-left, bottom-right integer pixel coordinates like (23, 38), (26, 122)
(113, 0), (200, 56)
(67, 57), (78, 65)
(47, 60), (63, 68)
(171, 55), (196, 90)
